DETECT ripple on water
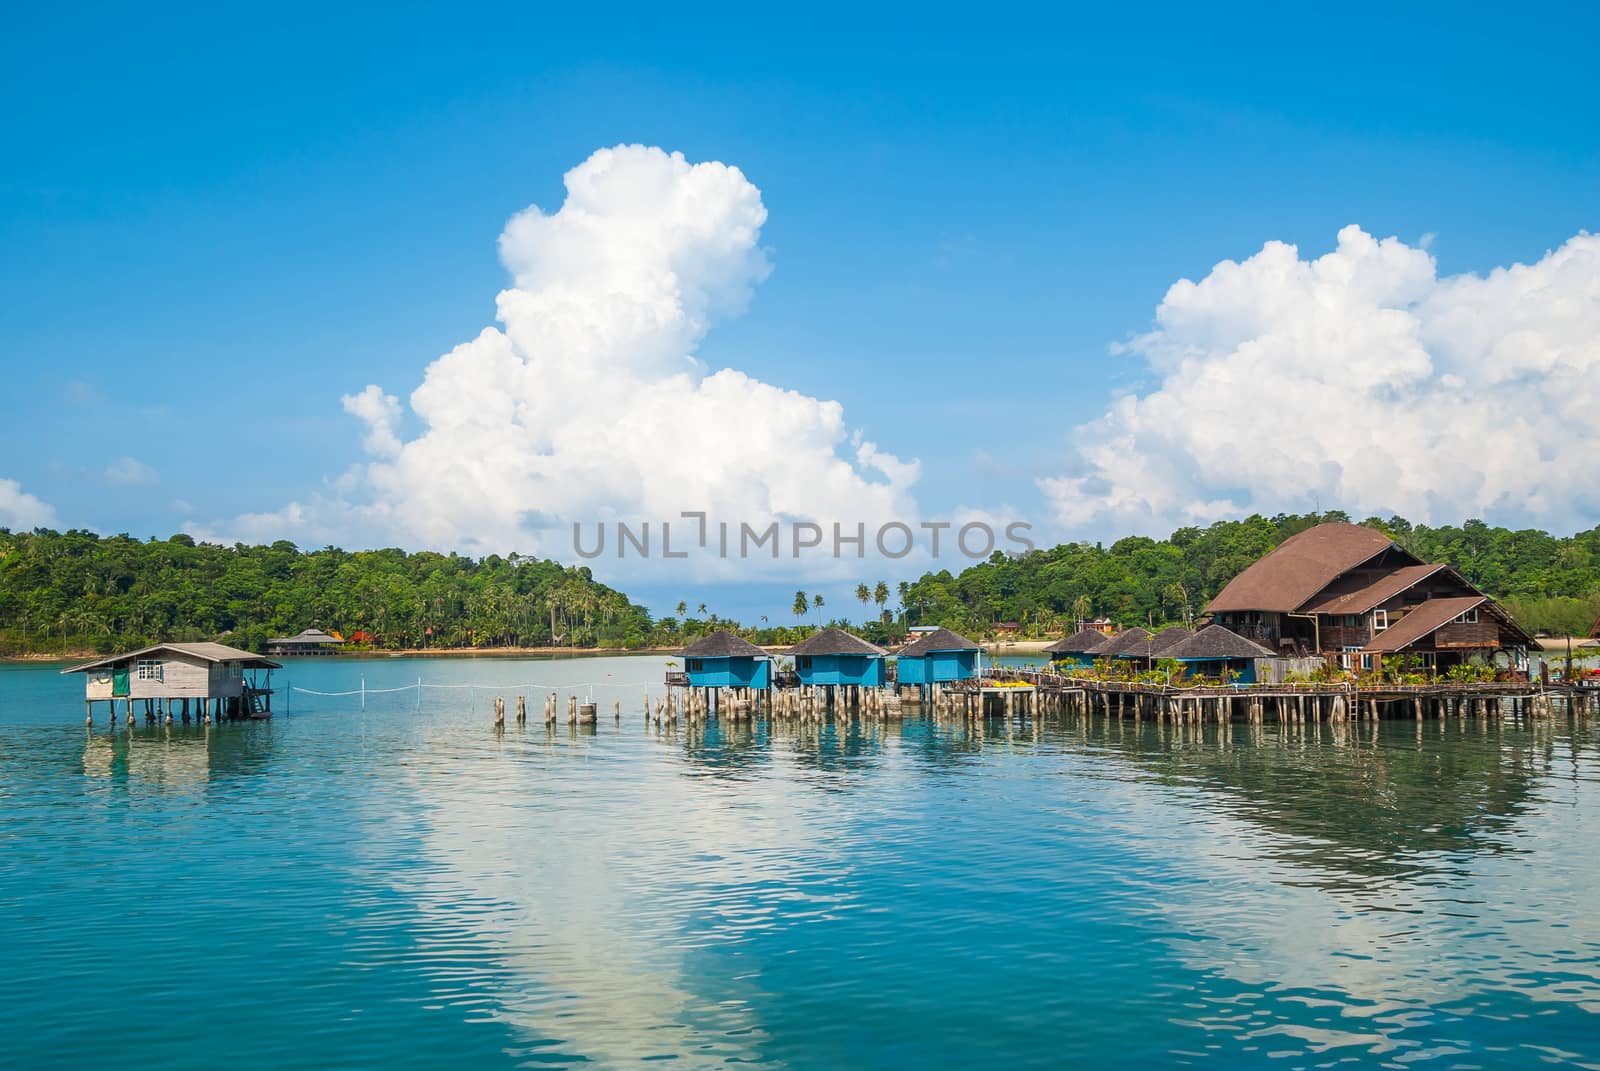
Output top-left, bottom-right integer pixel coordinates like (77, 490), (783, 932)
(3, 659), (1600, 1069)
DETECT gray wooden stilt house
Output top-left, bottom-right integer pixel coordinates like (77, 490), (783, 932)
(65, 642), (281, 725)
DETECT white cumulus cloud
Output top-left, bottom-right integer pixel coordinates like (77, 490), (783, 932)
(214, 145), (922, 574)
(104, 456), (158, 486)
(1043, 225), (1600, 533)
(0, 478), (59, 529)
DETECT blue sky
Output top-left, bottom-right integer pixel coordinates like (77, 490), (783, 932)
(4, 3), (1598, 619)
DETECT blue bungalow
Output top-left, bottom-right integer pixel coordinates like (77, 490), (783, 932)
(1164, 625), (1273, 684)
(1043, 627), (1113, 668)
(896, 626), (979, 686)
(681, 631), (771, 689)
(788, 628), (888, 689)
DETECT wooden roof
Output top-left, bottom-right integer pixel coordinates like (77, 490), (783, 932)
(897, 627), (979, 657)
(681, 631), (767, 659)
(1147, 626), (1193, 656)
(1044, 628), (1112, 655)
(787, 627), (887, 657)
(1299, 563), (1450, 615)
(64, 642), (281, 674)
(1166, 625), (1274, 661)
(1362, 597), (1485, 653)
(1097, 627), (1154, 657)
(268, 628), (344, 645)
(1205, 523), (1414, 614)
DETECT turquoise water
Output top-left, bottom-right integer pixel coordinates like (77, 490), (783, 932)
(3, 655), (1599, 1070)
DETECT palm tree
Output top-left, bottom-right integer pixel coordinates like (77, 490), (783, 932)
(792, 590), (809, 625)
(873, 581), (889, 616)
(1164, 582), (1193, 629)
(676, 600), (688, 621)
(855, 583), (871, 622)
(897, 581), (911, 623)
(1071, 595), (1092, 631)
(812, 593), (824, 624)
(696, 603), (707, 618)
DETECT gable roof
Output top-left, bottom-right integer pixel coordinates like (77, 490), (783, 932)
(681, 631), (767, 659)
(1045, 628), (1112, 656)
(65, 642), (281, 674)
(897, 627), (979, 657)
(1166, 625), (1273, 661)
(1205, 523), (1413, 614)
(1362, 597), (1487, 653)
(788, 627), (886, 657)
(1299, 563), (1451, 615)
(1097, 627), (1154, 657)
(268, 628), (344, 645)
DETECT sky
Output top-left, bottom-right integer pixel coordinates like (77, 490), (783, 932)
(3, 3), (1598, 620)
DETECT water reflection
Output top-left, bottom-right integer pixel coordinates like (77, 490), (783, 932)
(78, 723), (280, 794)
(391, 709), (1600, 1067)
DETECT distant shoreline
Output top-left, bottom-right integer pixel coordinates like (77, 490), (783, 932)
(7, 635), (1583, 667)
(0, 636), (1064, 665)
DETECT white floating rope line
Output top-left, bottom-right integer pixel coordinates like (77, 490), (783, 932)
(290, 678), (658, 697)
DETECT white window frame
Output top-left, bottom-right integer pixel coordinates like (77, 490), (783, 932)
(1451, 608), (1479, 624)
(135, 659), (164, 681)
(1372, 609), (1389, 632)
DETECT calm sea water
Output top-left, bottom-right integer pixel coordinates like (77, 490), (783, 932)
(2, 654), (1598, 1070)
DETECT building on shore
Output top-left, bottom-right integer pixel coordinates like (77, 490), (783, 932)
(1044, 627), (1113, 667)
(895, 627), (979, 686)
(65, 642), (280, 724)
(264, 628), (345, 657)
(678, 631), (771, 690)
(1206, 522), (1534, 672)
(789, 628), (888, 689)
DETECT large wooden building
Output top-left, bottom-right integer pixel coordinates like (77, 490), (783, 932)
(66, 642), (280, 725)
(1206, 523), (1533, 672)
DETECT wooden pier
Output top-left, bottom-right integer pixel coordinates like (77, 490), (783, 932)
(948, 668), (1599, 725)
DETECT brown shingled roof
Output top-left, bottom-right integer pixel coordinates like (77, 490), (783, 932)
(1147, 626), (1193, 656)
(897, 627), (979, 657)
(1362, 597), (1486, 653)
(788, 627), (887, 657)
(1044, 628), (1112, 656)
(1097, 627), (1154, 657)
(1205, 523), (1414, 614)
(682, 631), (767, 659)
(65, 642), (280, 673)
(1166, 625), (1274, 660)
(1299, 563), (1450, 615)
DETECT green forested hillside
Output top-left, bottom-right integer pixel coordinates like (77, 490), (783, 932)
(900, 513), (1600, 638)
(4, 512), (1600, 658)
(0, 529), (652, 656)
